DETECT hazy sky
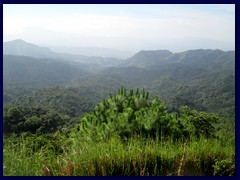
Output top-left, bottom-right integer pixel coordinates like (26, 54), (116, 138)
(3, 4), (235, 52)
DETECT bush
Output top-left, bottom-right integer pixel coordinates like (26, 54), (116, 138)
(75, 88), (219, 141)
(213, 159), (235, 176)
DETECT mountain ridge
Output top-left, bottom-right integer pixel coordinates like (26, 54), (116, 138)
(3, 39), (235, 117)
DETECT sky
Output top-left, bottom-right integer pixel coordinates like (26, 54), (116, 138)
(3, 4), (235, 52)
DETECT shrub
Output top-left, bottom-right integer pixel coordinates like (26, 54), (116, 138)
(75, 88), (219, 141)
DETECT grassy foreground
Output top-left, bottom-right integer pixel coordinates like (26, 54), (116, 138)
(3, 133), (235, 176)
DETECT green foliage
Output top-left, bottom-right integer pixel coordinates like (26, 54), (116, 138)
(4, 132), (72, 155)
(3, 105), (70, 134)
(77, 88), (219, 141)
(167, 72), (235, 118)
(179, 106), (218, 138)
(213, 159), (235, 176)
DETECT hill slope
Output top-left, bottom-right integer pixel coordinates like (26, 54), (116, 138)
(3, 55), (92, 87)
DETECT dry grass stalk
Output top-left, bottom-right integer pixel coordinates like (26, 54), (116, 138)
(132, 159), (137, 175)
(89, 161), (95, 176)
(99, 157), (107, 176)
(63, 163), (75, 176)
(42, 165), (51, 176)
(101, 165), (106, 176)
(177, 141), (187, 176)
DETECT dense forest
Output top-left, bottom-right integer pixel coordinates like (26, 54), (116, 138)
(3, 40), (235, 176)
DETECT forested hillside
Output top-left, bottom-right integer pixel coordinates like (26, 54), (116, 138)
(3, 55), (92, 87)
(3, 40), (235, 117)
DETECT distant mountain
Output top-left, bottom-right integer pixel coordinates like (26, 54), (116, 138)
(3, 39), (123, 73)
(125, 49), (234, 70)
(97, 49), (233, 86)
(3, 39), (56, 58)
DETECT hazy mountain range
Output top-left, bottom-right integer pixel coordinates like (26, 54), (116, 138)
(3, 39), (235, 117)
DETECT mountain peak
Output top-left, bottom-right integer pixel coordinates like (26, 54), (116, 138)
(130, 49), (173, 61)
(4, 39), (40, 47)
(3, 39), (54, 58)
(126, 50), (173, 68)
(10, 39), (26, 43)
(4, 39), (31, 45)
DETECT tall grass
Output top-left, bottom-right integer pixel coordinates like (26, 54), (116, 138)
(3, 133), (235, 176)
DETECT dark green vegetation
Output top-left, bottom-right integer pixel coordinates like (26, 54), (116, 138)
(3, 40), (235, 176)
